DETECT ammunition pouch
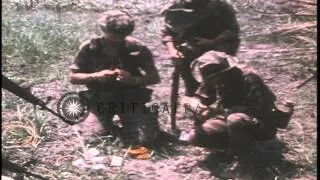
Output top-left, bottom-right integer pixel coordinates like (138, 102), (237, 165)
(270, 107), (293, 129)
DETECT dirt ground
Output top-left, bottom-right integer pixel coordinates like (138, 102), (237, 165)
(2, 0), (317, 180)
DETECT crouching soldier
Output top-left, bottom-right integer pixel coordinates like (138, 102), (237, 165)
(69, 10), (161, 146)
(182, 51), (294, 155)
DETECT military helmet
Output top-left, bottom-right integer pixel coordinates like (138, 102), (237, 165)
(97, 10), (135, 37)
(193, 51), (243, 100)
(192, 51), (230, 82)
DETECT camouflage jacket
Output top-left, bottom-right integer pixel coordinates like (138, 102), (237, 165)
(161, 0), (240, 47)
(196, 67), (277, 120)
(70, 36), (160, 92)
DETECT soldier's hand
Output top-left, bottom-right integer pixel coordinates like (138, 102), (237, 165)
(198, 103), (208, 112)
(115, 69), (137, 85)
(93, 69), (118, 81)
(115, 69), (130, 78)
(199, 106), (221, 120)
(168, 48), (184, 60)
(170, 49), (184, 59)
(200, 109), (211, 120)
(194, 109), (211, 122)
(169, 50), (184, 69)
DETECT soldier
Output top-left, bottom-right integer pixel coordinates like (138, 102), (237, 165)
(69, 10), (161, 146)
(161, 0), (240, 96)
(181, 51), (294, 155)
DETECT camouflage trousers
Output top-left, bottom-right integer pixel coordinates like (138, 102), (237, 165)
(77, 91), (160, 146)
(192, 112), (277, 154)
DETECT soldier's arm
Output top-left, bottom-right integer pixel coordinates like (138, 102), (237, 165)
(209, 28), (239, 45)
(161, 25), (184, 59)
(194, 3), (240, 48)
(212, 3), (240, 44)
(161, 25), (176, 45)
(69, 42), (117, 85)
(69, 70), (117, 85)
(160, 3), (177, 47)
(161, 2), (188, 59)
(133, 46), (161, 86)
(69, 66), (117, 85)
(212, 24), (239, 45)
(69, 45), (96, 84)
(69, 71), (96, 84)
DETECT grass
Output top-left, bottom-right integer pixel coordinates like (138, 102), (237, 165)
(2, 0), (96, 83)
(2, 104), (50, 149)
(239, 0), (316, 68)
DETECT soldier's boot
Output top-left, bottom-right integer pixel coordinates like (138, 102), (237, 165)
(120, 107), (160, 147)
(120, 128), (140, 148)
(138, 109), (160, 146)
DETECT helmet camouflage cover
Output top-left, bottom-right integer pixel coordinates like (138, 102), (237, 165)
(193, 51), (241, 99)
(192, 51), (231, 82)
(97, 10), (135, 37)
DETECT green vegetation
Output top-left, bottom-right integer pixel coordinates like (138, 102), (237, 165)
(2, 0), (97, 83)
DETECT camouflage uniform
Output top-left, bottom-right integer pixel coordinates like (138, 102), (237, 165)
(70, 36), (160, 145)
(161, 0), (240, 94)
(188, 52), (293, 153)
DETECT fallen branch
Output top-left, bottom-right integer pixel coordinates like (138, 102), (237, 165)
(2, 158), (49, 180)
(296, 74), (316, 89)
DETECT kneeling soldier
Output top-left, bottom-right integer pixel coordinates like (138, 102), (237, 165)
(69, 10), (161, 146)
(182, 51), (294, 155)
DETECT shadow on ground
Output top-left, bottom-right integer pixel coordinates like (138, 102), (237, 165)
(198, 139), (302, 179)
(149, 131), (182, 158)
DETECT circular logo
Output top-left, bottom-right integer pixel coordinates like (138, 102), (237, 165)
(57, 92), (89, 124)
